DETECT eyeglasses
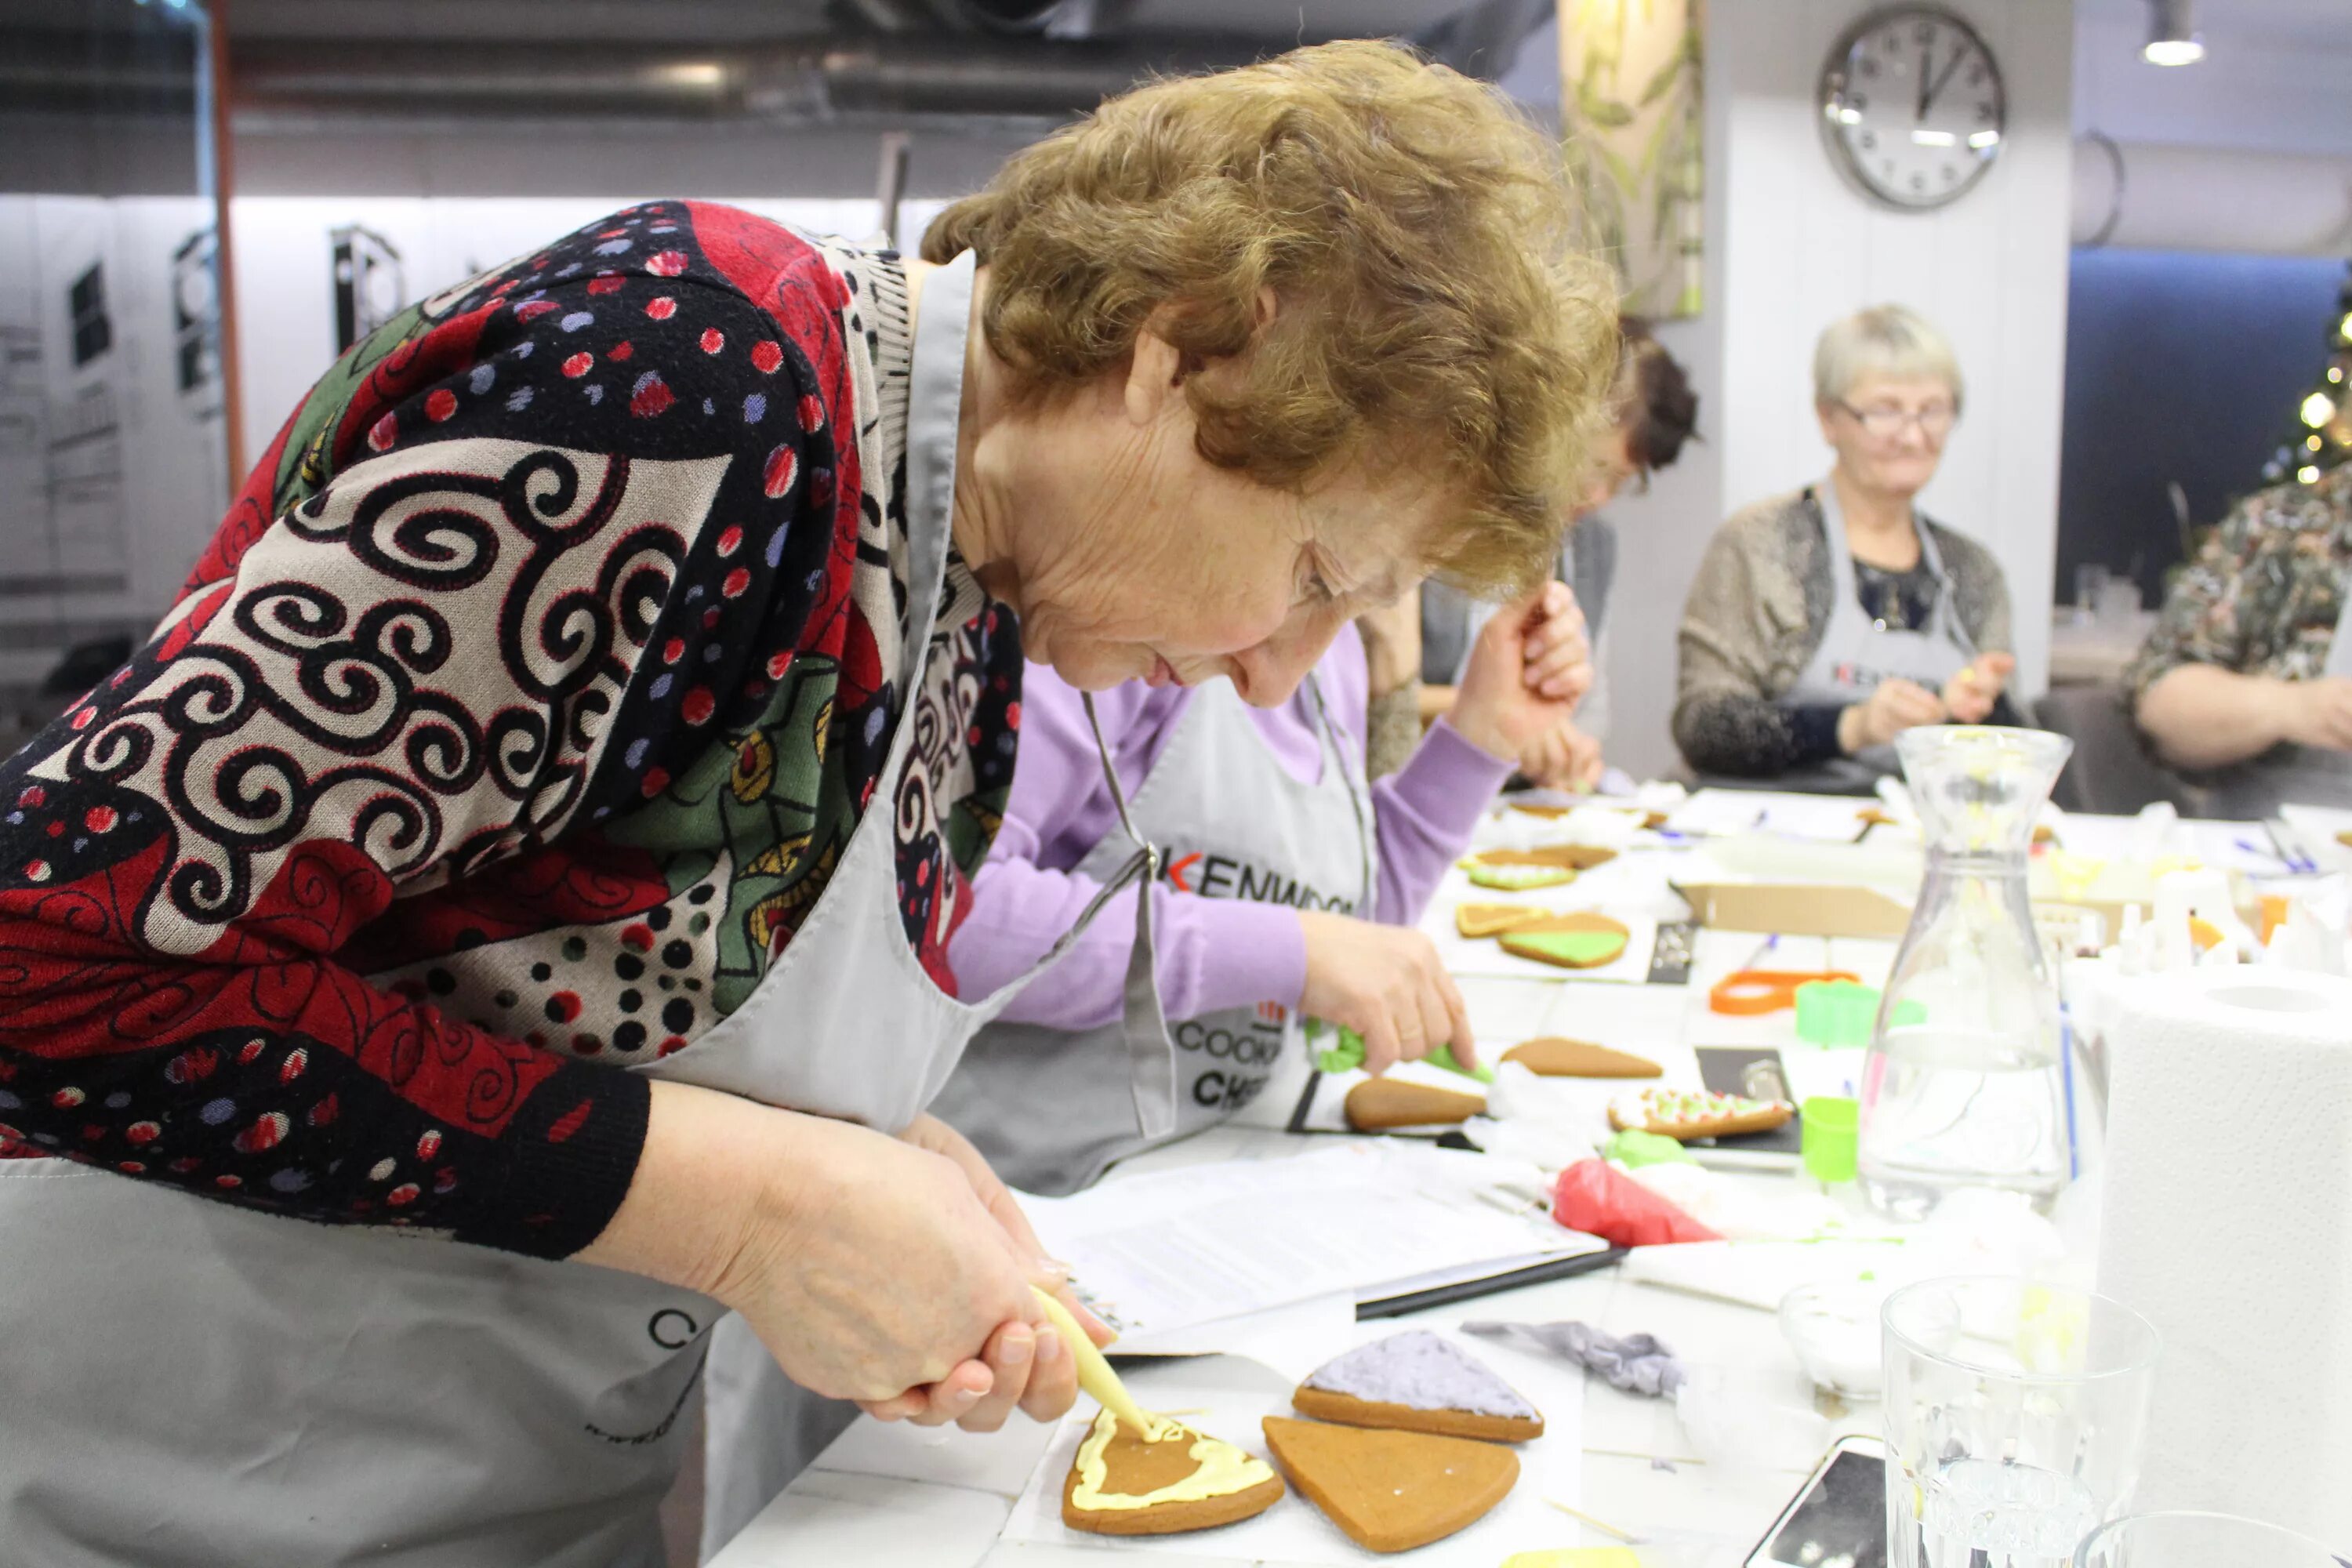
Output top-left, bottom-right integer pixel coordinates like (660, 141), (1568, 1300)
(1837, 400), (1957, 439)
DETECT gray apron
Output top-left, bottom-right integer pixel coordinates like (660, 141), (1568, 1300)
(935, 672), (1377, 1197)
(2203, 588), (2352, 815)
(0, 251), (1174, 1568)
(700, 670), (1376, 1555)
(1772, 481), (1979, 793)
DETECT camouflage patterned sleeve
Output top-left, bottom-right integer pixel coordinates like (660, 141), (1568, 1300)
(2124, 501), (2263, 705)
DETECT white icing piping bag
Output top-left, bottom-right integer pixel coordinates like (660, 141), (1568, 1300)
(1033, 1286), (1154, 1436)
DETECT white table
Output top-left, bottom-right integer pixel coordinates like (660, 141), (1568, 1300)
(709, 797), (2292, 1568)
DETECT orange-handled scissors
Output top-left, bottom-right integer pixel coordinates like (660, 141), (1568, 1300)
(1708, 968), (1860, 1016)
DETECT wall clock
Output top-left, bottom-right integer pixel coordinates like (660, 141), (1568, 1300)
(1819, 5), (2006, 212)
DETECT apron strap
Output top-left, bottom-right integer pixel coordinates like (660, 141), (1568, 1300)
(1082, 693), (1176, 1139)
(1300, 673), (1378, 919)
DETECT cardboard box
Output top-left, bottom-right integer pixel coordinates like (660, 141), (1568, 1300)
(1671, 881), (1913, 939)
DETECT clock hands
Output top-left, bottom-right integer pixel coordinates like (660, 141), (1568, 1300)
(1915, 35), (1932, 122)
(1920, 42), (1967, 121)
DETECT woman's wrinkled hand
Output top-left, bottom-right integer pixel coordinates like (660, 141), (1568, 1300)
(1518, 717), (1605, 793)
(1450, 582), (1591, 762)
(1940, 652), (2015, 724)
(1296, 910), (1475, 1076)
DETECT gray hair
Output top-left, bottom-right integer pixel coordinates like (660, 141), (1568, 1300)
(1812, 304), (1964, 410)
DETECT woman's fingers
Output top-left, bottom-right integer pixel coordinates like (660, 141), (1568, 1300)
(949, 1320), (1040, 1434)
(1013, 1314), (1080, 1425)
(1436, 967), (1476, 1068)
(1360, 1008), (1404, 1076)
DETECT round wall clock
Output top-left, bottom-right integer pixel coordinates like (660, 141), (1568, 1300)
(1819, 5), (2007, 212)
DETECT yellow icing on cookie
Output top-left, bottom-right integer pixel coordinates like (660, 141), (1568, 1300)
(1068, 1408), (1276, 1512)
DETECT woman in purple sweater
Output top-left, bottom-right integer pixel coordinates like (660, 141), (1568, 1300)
(935, 583), (1589, 1196)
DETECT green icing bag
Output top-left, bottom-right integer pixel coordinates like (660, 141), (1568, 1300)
(1310, 1024), (1494, 1083)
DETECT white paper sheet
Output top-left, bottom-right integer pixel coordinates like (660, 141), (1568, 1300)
(1663, 789), (1876, 844)
(997, 1330), (1588, 1565)
(1024, 1143), (1602, 1340)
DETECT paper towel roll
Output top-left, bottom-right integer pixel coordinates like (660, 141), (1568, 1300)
(2096, 969), (2352, 1539)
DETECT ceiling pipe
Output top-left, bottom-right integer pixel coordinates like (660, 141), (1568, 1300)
(2074, 137), (2352, 256)
(224, 34), (1254, 126)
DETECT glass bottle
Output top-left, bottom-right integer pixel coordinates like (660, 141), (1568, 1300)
(1859, 725), (2077, 1219)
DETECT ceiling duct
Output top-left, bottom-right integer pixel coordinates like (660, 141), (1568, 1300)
(227, 33), (1249, 129)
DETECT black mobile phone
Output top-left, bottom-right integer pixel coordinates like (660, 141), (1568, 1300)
(1744, 1436), (1888, 1568)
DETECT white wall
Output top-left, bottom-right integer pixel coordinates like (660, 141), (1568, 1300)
(1599, 0), (2074, 779)
(227, 194), (949, 473)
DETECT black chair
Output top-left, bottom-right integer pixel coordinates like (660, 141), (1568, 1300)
(2032, 684), (2209, 816)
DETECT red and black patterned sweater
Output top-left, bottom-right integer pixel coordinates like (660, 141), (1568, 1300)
(0, 202), (1022, 1259)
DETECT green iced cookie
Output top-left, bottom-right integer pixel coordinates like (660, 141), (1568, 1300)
(1465, 862), (1577, 891)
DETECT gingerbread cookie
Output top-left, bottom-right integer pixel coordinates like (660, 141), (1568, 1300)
(1455, 903), (1559, 938)
(1061, 1409), (1284, 1536)
(1292, 1330), (1543, 1443)
(1607, 1087), (1793, 1140)
(1501, 1036), (1661, 1079)
(1497, 913), (1631, 970)
(1344, 1077), (1483, 1131)
(1465, 862), (1577, 892)
(1262, 1415), (1518, 1553)
(1470, 845), (1620, 873)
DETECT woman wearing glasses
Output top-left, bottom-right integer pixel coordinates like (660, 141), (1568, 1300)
(1672, 304), (2019, 790)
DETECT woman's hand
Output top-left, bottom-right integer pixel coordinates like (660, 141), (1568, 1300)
(1450, 583), (1592, 762)
(2281, 676), (2352, 753)
(1297, 910), (1475, 1075)
(1519, 717), (1605, 793)
(581, 1083), (1057, 1431)
(1354, 595), (1424, 699)
(866, 1116), (1116, 1432)
(1940, 652), (2016, 724)
(1837, 678), (1947, 754)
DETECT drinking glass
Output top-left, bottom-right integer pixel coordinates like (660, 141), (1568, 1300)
(2073, 564), (2111, 622)
(1883, 1277), (2161, 1568)
(2075, 1510), (2348, 1567)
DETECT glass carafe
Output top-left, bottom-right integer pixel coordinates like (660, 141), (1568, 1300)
(1859, 726), (2075, 1219)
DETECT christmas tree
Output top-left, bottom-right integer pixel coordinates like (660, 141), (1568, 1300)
(2263, 259), (2352, 487)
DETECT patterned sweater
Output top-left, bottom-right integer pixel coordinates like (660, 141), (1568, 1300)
(1673, 488), (2016, 776)
(0, 204), (1021, 1258)
(2125, 464), (2352, 705)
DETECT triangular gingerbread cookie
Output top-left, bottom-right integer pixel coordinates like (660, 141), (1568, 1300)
(1344, 1077), (1482, 1131)
(1292, 1330), (1543, 1443)
(1455, 903), (1557, 938)
(1501, 1036), (1661, 1078)
(1262, 1415), (1518, 1552)
(1062, 1410), (1283, 1535)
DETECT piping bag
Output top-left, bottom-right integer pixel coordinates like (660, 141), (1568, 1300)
(1033, 1286), (1158, 1436)
(1312, 1023), (1494, 1083)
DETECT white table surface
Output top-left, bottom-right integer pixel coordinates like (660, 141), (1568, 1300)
(707, 798), (2285, 1568)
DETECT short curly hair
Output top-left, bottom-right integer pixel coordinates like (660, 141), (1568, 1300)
(922, 39), (1618, 596)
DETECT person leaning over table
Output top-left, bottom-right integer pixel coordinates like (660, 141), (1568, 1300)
(1671, 304), (2021, 793)
(0, 40), (1619, 1568)
(1405, 316), (1700, 789)
(700, 576), (1592, 1546)
(2126, 462), (2352, 815)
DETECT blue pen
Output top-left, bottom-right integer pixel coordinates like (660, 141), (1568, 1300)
(2059, 1006), (2081, 1183)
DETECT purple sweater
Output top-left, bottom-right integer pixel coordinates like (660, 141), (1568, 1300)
(949, 625), (1512, 1029)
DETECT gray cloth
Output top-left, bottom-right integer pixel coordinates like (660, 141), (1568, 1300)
(1422, 517), (1618, 742)
(1460, 1319), (1686, 1397)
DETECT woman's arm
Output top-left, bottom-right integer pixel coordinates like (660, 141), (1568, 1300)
(0, 220), (832, 1258)
(1673, 524), (1835, 775)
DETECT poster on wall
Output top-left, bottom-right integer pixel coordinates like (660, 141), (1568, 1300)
(1558, 0), (1705, 319)
(0, 195), (230, 731)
